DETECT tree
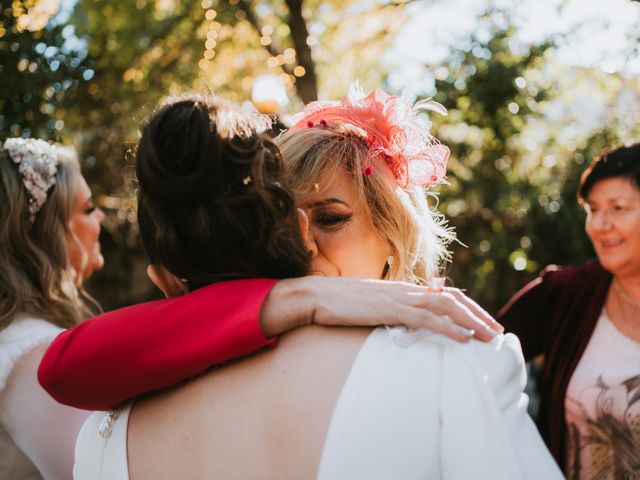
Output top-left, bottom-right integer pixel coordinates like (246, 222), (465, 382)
(0, 0), (90, 140)
(425, 9), (640, 311)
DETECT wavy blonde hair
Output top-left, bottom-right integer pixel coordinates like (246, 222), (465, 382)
(276, 126), (454, 284)
(0, 142), (95, 331)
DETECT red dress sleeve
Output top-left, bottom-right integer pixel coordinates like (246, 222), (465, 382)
(38, 278), (278, 411)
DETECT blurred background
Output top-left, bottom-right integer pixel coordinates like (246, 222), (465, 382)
(2, 0), (640, 313)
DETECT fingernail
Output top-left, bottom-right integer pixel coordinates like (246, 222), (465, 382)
(485, 327), (498, 337)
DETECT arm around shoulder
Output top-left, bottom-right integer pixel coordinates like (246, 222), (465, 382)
(38, 278), (278, 410)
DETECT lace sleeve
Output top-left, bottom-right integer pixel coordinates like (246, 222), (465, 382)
(0, 318), (62, 392)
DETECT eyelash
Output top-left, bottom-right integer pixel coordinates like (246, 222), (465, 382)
(85, 206), (96, 214)
(313, 212), (352, 229)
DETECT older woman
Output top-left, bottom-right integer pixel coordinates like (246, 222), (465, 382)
(73, 91), (562, 479)
(498, 142), (640, 479)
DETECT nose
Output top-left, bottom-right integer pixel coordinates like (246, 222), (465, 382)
(96, 207), (106, 224)
(590, 210), (612, 231)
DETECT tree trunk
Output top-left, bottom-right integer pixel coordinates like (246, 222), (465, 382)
(284, 0), (318, 103)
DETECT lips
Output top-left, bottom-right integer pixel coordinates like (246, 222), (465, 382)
(599, 239), (623, 249)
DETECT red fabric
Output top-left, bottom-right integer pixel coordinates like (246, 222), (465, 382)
(38, 278), (278, 411)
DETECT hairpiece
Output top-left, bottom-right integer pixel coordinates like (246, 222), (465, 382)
(290, 83), (450, 190)
(3, 138), (59, 223)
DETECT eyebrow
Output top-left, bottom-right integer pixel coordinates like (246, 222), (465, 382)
(305, 198), (350, 208)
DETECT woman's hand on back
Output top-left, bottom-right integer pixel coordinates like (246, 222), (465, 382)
(260, 276), (503, 342)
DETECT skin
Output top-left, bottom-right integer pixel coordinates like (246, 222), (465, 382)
(584, 176), (640, 341)
(65, 175), (105, 283)
(304, 172), (389, 279)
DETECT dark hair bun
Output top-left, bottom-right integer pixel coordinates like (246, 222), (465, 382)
(136, 94), (309, 288)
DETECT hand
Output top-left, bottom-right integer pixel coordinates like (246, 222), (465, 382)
(260, 276), (503, 342)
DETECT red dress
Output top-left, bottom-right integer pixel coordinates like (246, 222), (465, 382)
(38, 279), (277, 410)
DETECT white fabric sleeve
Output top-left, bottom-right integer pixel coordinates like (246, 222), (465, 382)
(318, 329), (564, 480)
(441, 333), (564, 479)
(0, 319), (90, 480)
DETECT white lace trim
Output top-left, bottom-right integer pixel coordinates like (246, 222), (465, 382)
(0, 317), (63, 392)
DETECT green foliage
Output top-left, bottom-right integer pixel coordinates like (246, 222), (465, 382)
(0, 2), (90, 140)
(428, 11), (640, 312)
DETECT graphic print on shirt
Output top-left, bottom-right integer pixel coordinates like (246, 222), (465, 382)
(566, 374), (640, 480)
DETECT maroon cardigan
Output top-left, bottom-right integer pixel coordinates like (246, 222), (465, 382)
(497, 261), (612, 468)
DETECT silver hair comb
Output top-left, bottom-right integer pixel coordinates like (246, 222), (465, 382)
(4, 138), (59, 224)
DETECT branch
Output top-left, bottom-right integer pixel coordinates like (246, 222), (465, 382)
(237, 0), (295, 77)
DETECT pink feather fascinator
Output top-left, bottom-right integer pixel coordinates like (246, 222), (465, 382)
(289, 83), (450, 190)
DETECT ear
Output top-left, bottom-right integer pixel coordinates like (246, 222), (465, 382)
(297, 208), (317, 257)
(297, 208), (310, 244)
(146, 264), (188, 298)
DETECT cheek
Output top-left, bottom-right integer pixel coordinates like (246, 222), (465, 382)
(65, 231), (82, 270)
(317, 228), (386, 278)
(584, 218), (595, 240)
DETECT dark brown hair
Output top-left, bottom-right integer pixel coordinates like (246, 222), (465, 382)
(135, 94), (309, 289)
(578, 142), (640, 203)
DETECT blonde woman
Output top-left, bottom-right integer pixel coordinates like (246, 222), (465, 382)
(74, 90), (562, 479)
(0, 138), (103, 479)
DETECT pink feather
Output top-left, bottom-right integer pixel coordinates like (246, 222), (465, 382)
(290, 83), (449, 189)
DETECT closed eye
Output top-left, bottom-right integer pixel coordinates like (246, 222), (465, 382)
(312, 212), (352, 229)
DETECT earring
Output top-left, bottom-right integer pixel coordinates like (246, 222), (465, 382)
(381, 255), (394, 279)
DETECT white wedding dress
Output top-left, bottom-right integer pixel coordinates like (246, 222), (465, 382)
(74, 328), (563, 479)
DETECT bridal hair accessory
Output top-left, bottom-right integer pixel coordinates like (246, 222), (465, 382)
(290, 83), (450, 190)
(3, 138), (59, 224)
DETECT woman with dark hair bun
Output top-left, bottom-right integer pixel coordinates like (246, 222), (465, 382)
(499, 142), (640, 479)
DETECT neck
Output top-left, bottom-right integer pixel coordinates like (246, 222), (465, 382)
(613, 275), (640, 309)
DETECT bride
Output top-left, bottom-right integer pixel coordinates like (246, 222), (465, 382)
(74, 89), (562, 479)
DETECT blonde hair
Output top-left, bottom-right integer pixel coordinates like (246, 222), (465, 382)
(0, 142), (95, 331)
(277, 126), (454, 284)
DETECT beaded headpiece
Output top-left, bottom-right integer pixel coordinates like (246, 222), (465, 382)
(289, 83), (450, 190)
(3, 138), (59, 224)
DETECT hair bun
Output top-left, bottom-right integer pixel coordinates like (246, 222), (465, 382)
(137, 100), (228, 203)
